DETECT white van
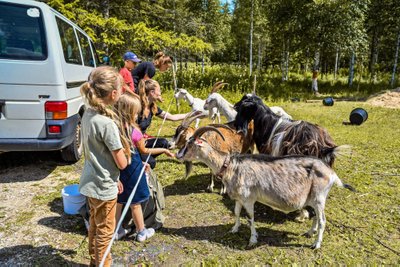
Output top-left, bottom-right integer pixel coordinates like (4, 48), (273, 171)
(0, 0), (100, 162)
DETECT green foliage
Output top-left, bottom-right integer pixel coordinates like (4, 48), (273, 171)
(45, 0), (212, 63)
(156, 63), (390, 101)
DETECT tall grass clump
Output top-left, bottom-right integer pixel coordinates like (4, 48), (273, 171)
(156, 63), (393, 101)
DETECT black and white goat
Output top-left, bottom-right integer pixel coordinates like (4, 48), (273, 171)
(176, 126), (355, 249)
(204, 82), (292, 123)
(174, 88), (220, 128)
(233, 94), (349, 221)
(234, 94), (343, 167)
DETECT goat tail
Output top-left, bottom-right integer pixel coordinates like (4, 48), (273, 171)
(332, 173), (357, 192)
(322, 145), (352, 166)
(323, 145), (352, 158)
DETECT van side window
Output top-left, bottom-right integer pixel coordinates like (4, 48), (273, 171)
(76, 31), (94, 67)
(0, 3), (47, 60)
(90, 41), (100, 66)
(56, 17), (82, 65)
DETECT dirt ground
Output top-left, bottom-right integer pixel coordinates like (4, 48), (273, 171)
(0, 90), (399, 265)
(366, 88), (400, 109)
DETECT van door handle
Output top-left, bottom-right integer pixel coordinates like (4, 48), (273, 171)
(0, 100), (5, 117)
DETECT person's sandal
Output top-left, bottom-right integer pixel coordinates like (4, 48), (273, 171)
(136, 228), (155, 242)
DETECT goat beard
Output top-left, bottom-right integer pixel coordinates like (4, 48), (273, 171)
(234, 115), (250, 135)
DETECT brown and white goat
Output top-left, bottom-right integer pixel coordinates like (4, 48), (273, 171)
(176, 126), (355, 249)
(169, 111), (254, 193)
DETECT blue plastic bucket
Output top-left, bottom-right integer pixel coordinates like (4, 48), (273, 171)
(322, 97), (334, 106)
(349, 108), (368, 125)
(61, 184), (85, 215)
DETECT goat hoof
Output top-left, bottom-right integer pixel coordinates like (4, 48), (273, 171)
(310, 242), (321, 250)
(302, 231), (314, 238)
(207, 185), (214, 193)
(231, 226), (239, 233)
(248, 237), (258, 246)
(294, 210), (310, 223)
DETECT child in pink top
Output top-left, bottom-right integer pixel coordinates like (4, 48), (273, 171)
(114, 90), (174, 242)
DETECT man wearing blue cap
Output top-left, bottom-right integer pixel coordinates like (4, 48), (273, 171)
(120, 51), (141, 92)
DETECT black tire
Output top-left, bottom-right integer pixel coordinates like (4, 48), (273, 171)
(61, 114), (82, 162)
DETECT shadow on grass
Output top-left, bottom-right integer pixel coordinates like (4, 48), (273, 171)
(0, 244), (83, 266)
(0, 151), (67, 183)
(163, 172), (213, 196)
(161, 223), (301, 249)
(37, 197), (87, 235)
(220, 197), (297, 225)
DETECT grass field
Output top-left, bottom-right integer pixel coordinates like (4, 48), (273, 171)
(107, 91), (400, 265)
(0, 89), (399, 265)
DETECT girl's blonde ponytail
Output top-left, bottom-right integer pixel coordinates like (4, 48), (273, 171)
(81, 66), (131, 162)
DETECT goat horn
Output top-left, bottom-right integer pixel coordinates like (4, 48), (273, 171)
(182, 110), (205, 127)
(185, 111), (206, 126)
(192, 126), (225, 141)
(211, 81), (229, 93)
(208, 124), (235, 132)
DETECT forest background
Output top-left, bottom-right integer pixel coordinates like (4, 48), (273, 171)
(45, 0), (400, 98)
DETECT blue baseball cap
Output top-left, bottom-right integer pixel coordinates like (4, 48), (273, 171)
(123, 51), (141, 62)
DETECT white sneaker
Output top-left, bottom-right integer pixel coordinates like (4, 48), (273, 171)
(116, 227), (131, 240)
(136, 228), (155, 242)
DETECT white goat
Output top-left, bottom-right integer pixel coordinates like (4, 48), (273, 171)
(176, 126), (355, 249)
(174, 88), (220, 128)
(204, 82), (292, 122)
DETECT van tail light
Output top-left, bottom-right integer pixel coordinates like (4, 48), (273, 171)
(48, 125), (61, 133)
(45, 101), (67, 119)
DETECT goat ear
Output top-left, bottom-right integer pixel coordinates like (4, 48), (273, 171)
(194, 138), (205, 146)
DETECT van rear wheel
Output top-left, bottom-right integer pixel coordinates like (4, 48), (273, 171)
(61, 115), (82, 162)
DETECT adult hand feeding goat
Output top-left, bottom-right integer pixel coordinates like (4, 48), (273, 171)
(174, 88), (220, 128)
(176, 126), (355, 249)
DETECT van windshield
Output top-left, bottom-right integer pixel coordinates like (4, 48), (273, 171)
(0, 2), (47, 60)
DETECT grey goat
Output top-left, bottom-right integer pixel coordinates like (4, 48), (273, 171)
(176, 126), (355, 249)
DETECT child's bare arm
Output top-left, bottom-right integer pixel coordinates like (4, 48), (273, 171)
(136, 138), (173, 156)
(112, 148), (128, 170)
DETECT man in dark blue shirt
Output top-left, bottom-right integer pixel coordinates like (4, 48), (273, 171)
(131, 52), (172, 94)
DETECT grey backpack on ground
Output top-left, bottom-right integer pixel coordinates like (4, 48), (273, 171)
(79, 169), (166, 231)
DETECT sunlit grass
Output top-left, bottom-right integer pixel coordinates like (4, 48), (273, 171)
(139, 95), (400, 265)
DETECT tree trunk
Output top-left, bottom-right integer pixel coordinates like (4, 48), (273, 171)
(249, 0), (254, 76)
(305, 48), (309, 74)
(101, 0), (109, 55)
(257, 39), (262, 73)
(185, 51), (188, 70)
(281, 39), (290, 82)
(369, 29), (379, 83)
(348, 51), (355, 87)
(390, 31), (400, 87)
(285, 39), (290, 81)
(281, 40), (286, 81)
(334, 48), (339, 80)
(311, 50), (320, 94)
